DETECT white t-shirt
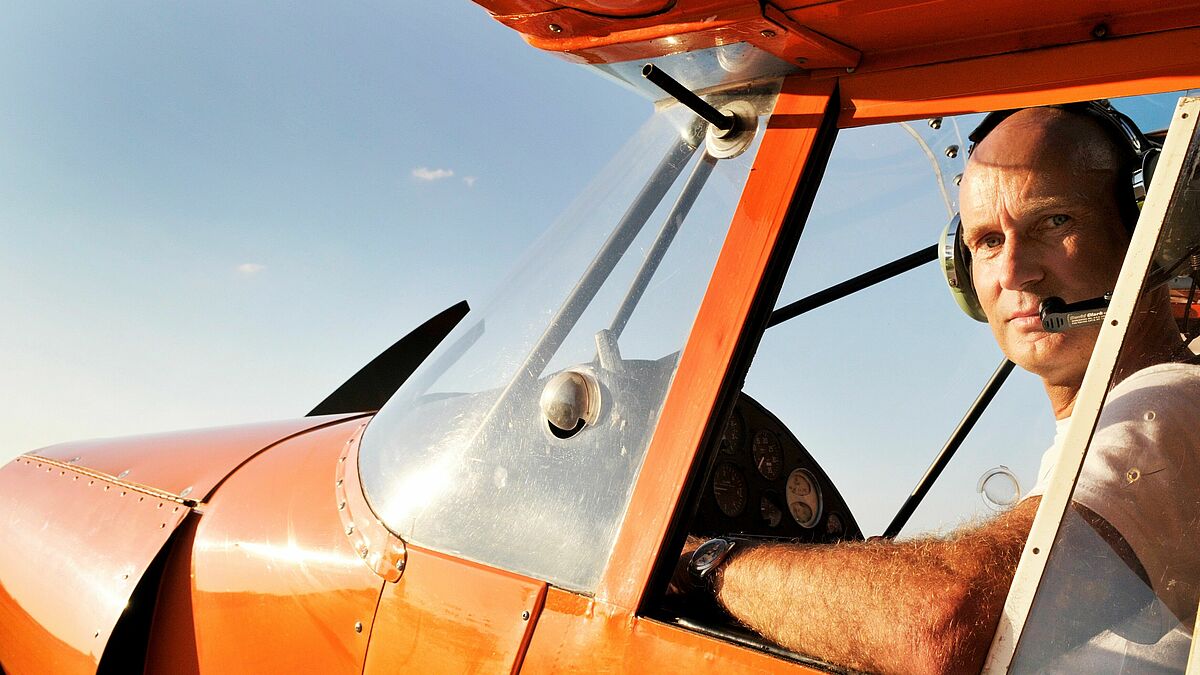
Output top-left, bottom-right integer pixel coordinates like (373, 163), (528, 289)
(1027, 362), (1200, 623)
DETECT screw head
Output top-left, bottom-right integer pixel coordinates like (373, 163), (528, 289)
(944, 145), (959, 159)
(522, 610), (531, 621)
(928, 117), (942, 129)
(354, 621), (363, 633)
(548, 23), (563, 33)
(760, 29), (776, 38)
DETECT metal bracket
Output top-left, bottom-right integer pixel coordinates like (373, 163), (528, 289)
(336, 424), (407, 583)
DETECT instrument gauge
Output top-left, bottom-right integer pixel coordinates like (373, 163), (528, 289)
(719, 410), (745, 454)
(751, 429), (783, 480)
(760, 496), (783, 528)
(785, 468), (822, 528)
(712, 463), (747, 517)
(825, 512), (845, 538)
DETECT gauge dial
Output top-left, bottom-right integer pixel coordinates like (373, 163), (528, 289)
(712, 463), (747, 517)
(751, 429), (783, 480)
(785, 468), (822, 528)
(760, 496), (783, 528)
(719, 411), (745, 455)
(825, 512), (845, 538)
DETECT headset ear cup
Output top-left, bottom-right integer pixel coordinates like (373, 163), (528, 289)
(939, 214), (989, 322)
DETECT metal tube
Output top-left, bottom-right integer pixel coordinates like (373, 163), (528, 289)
(882, 358), (1016, 539)
(767, 244), (938, 328)
(642, 64), (735, 132)
(609, 152), (719, 340)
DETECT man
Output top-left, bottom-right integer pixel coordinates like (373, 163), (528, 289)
(678, 105), (1196, 673)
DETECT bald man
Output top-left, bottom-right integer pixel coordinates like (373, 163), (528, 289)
(677, 106), (1195, 674)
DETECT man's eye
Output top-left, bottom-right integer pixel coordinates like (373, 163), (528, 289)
(1048, 214), (1070, 227)
(978, 234), (1002, 250)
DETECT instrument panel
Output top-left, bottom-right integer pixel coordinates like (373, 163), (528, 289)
(697, 393), (862, 543)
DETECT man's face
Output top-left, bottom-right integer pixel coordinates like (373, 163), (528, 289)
(959, 111), (1131, 386)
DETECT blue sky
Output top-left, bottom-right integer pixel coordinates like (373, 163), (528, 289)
(2, 3), (1189, 536)
(0, 2), (645, 460)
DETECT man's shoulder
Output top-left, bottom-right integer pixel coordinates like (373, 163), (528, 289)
(1108, 360), (1200, 403)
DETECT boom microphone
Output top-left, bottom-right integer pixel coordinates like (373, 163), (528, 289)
(1039, 294), (1112, 333)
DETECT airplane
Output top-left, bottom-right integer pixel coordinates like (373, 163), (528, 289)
(3, 1), (1200, 673)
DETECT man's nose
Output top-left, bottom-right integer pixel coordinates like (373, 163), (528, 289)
(996, 237), (1044, 290)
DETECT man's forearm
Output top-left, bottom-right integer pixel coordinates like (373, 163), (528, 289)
(712, 500), (1036, 674)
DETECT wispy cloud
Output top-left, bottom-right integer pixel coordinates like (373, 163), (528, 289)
(237, 263), (266, 276)
(463, 176), (477, 187)
(412, 167), (454, 181)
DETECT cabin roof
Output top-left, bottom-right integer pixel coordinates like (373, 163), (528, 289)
(471, 0), (1200, 76)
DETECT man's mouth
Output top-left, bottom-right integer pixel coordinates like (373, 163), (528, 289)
(1008, 307), (1044, 330)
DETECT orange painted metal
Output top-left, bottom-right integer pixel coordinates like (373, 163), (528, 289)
(837, 26), (1200, 127)
(144, 516), (202, 675)
(363, 546), (546, 673)
(521, 587), (827, 672)
(474, 0), (1199, 74)
(478, 0), (860, 68)
(184, 417), (385, 674)
(0, 457), (190, 675)
(595, 74), (836, 610)
(785, 0), (1200, 77)
(30, 413), (361, 501)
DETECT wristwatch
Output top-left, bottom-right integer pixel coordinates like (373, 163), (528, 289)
(689, 537), (738, 587)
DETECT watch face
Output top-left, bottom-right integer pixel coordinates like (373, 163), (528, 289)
(691, 539), (731, 573)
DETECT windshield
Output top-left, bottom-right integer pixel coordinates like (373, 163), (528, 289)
(358, 80), (781, 591)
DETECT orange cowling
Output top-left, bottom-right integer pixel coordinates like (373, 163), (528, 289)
(0, 413), (365, 675)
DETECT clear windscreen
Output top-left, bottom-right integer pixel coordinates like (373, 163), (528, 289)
(1010, 98), (1200, 673)
(357, 80), (781, 592)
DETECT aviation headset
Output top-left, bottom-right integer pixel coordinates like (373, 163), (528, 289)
(938, 100), (1161, 322)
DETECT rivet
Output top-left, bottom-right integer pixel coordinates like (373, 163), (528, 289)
(123, 574), (129, 580)
(795, 57), (808, 64)
(118, 470), (130, 479)
(346, 524), (355, 535)
(760, 29), (776, 38)
(846, 66), (856, 73)
(94, 631), (100, 638)
(337, 478), (343, 487)
(1032, 547), (1040, 554)
(1184, 113), (1190, 119)
(159, 523), (165, 528)
(928, 117), (942, 129)
(1145, 410), (1157, 422)
(1126, 468), (1141, 483)
(354, 621), (363, 633)
(358, 546), (368, 558)
(181, 486), (192, 498)
(944, 145), (959, 159)
(1092, 23), (1108, 39)
(69, 456), (81, 463)
(1111, 319), (1119, 326)
(954, 173), (963, 186)
(521, 610), (531, 621)
(339, 501), (346, 511)
(548, 23), (563, 33)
